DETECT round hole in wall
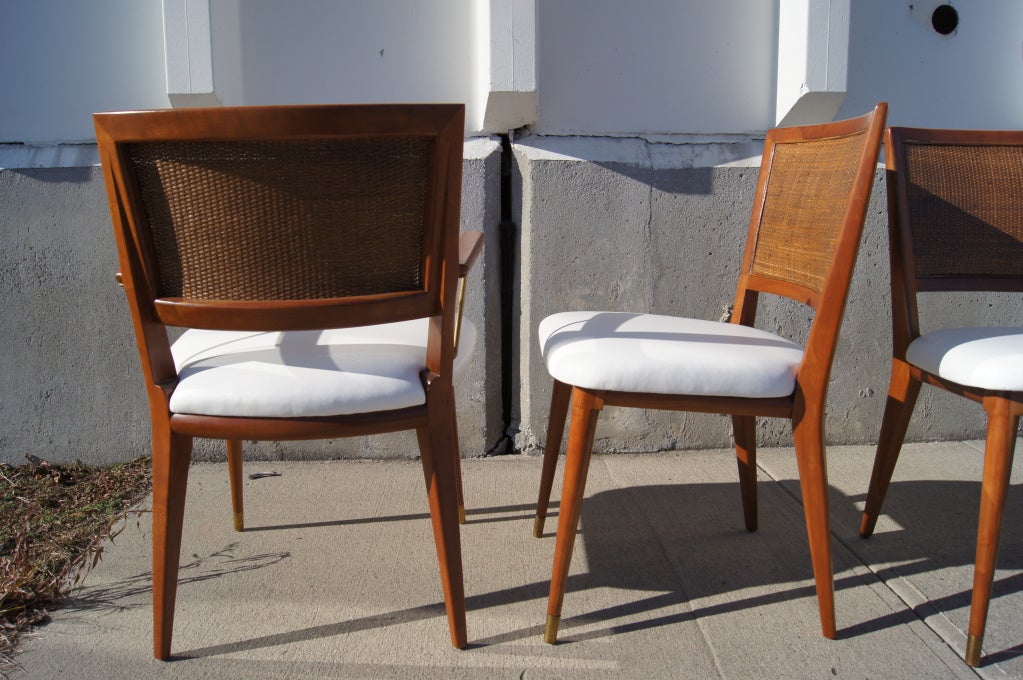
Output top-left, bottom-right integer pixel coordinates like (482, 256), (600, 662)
(931, 4), (958, 35)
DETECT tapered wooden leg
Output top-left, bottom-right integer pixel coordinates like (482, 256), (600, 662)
(792, 405), (836, 639)
(860, 359), (922, 537)
(535, 379), (572, 538)
(152, 428), (193, 660)
(545, 387), (604, 644)
(418, 382), (467, 649)
(964, 398), (1019, 667)
(226, 439), (244, 532)
(450, 406), (465, 524)
(732, 415), (758, 532)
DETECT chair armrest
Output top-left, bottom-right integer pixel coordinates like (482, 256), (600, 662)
(458, 231), (484, 278)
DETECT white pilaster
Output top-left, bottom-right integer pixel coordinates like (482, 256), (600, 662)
(480, 0), (537, 133)
(776, 0), (849, 126)
(163, 0), (221, 107)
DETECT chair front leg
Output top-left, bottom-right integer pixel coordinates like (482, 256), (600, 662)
(544, 387), (604, 644)
(732, 415), (758, 532)
(418, 384), (468, 649)
(152, 428), (193, 660)
(791, 401), (836, 640)
(226, 439), (244, 532)
(535, 379), (572, 537)
(860, 358), (922, 537)
(965, 398), (1019, 667)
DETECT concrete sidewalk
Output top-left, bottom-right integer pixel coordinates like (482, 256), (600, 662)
(14, 441), (1023, 679)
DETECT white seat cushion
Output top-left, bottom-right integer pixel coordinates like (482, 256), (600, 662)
(906, 326), (1023, 391)
(539, 311), (804, 398)
(169, 318), (476, 418)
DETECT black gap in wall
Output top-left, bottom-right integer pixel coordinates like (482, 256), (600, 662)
(489, 133), (517, 455)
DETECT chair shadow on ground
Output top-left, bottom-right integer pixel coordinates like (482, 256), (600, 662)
(63, 474), (1021, 662)
(191, 475), (1021, 659)
(520, 474), (1023, 661)
(241, 501), (539, 533)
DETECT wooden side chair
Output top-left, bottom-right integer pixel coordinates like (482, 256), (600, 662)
(533, 103), (888, 644)
(93, 104), (481, 658)
(859, 127), (1023, 667)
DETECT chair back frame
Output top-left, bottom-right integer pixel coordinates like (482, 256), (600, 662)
(885, 126), (1023, 359)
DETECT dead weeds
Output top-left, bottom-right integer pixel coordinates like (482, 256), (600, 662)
(0, 456), (151, 673)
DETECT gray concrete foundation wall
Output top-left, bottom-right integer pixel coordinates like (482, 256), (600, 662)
(0, 139), (503, 465)
(2, 135), (1019, 466)
(511, 135), (1019, 455)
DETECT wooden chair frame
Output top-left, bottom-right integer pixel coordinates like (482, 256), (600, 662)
(859, 126), (1023, 667)
(94, 104), (477, 658)
(534, 104), (888, 644)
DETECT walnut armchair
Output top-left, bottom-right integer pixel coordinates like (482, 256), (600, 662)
(94, 104), (479, 658)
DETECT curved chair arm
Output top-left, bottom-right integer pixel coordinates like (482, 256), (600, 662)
(455, 230), (484, 353)
(458, 230), (484, 278)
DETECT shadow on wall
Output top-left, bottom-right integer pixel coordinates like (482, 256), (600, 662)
(593, 163), (716, 195)
(10, 167), (94, 183)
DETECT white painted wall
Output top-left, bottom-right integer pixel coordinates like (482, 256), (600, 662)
(0, 0), (170, 143)
(218, 0), (482, 126)
(838, 0), (1023, 129)
(534, 0), (778, 135)
(2, 0), (1021, 144)
(0, 0), (491, 144)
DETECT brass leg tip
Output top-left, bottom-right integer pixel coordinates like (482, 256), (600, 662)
(233, 512), (244, 532)
(543, 614), (560, 644)
(965, 634), (982, 667)
(533, 516), (545, 538)
(458, 503), (466, 524)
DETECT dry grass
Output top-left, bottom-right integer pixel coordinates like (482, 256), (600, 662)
(0, 456), (151, 673)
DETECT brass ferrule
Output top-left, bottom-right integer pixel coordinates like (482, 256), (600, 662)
(543, 614), (560, 645)
(965, 634), (982, 667)
(533, 516), (546, 539)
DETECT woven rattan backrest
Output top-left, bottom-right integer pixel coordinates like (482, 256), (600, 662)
(888, 128), (1023, 291)
(732, 105), (885, 393)
(127, 137), (431, 301)
(95, 104), (464, 332)
(748, 128), (871, 300)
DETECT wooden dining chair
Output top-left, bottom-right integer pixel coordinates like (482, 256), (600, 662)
(859, 127), (1023, 667)
(533, 103), (887, 644)
(93, 104), (481, 658)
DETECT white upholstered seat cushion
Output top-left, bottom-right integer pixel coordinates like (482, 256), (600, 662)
(906, 327), (1023, 391)
(168, 318), (476, 417)
(538, 311), (804, 398)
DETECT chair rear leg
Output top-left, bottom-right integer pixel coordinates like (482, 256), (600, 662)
(861, 359), (921, 537)
(965, 399), (1019, 667)
(792, 407), (836, 639)
(152, 430), (193, 660)
(450, 406), (466, 523)
(535, 379), (572, 538)
(732, 415), (758, 532)
(226, 439), (244, 532)
(545, 387), (603, 644)
(419, 385), (467, 649)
